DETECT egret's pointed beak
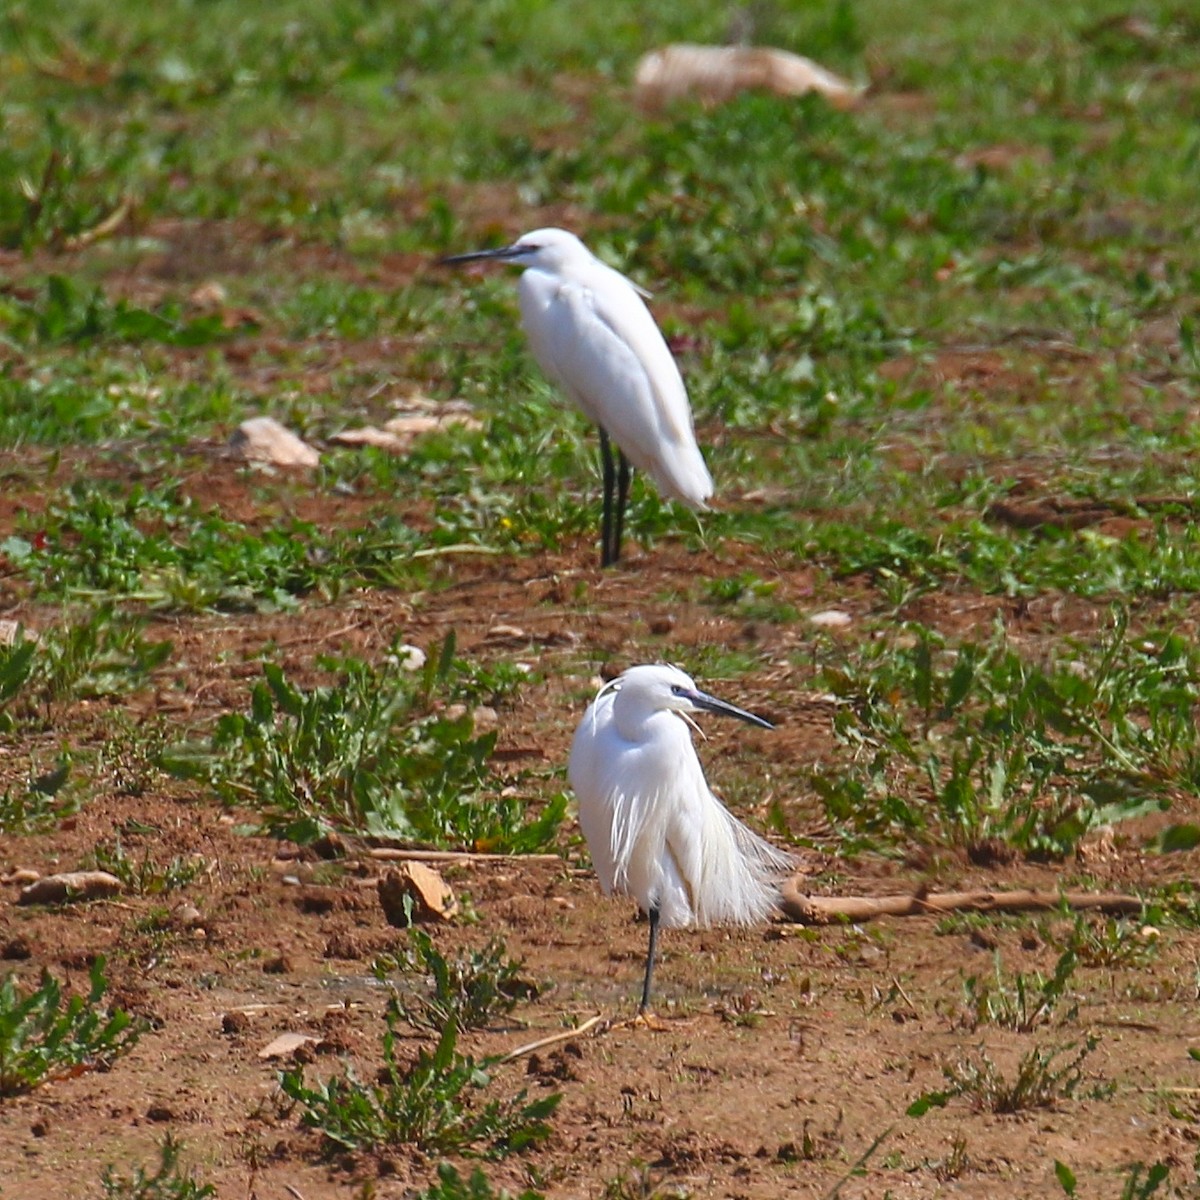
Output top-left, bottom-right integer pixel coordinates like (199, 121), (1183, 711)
(438, 242), (534, 267)
(687, 689), (774, 730)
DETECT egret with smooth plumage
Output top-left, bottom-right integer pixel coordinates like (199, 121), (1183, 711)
(568, 664), (794, 1012)
(440, 228), (712, 567)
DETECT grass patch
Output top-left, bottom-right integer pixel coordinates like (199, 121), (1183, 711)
(0, 957), (143, 1096)
(164, 634), (565, 849)
(280, 1014), (559, 1158)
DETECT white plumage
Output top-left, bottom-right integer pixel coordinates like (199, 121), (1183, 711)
(441, 228), (712, 567)
(568, 664), (794, 1011)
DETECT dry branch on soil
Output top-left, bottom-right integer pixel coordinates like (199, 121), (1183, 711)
(779, 882), (1142, 924)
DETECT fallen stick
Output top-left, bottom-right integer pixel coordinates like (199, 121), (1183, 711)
(366, 848), (561, 865)
(499, 1014), (607, 1063)
(779, 881), (1142, 925)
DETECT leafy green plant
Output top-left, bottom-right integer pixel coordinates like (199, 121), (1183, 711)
(0, 757), (73, 833)
(0, 957), (143, 1096)
(373, 929), (530, 1032)
(1045, 914), (1157, 969)
(279, 1013), (559, 1157)
(165, 634), (563, 849)
(814, 613), (1200, 858)
(413, 1162), (545, 1200)
(99, 1133), (215, 1199)
(1118, 1161), (1173, 1200)
(0, 608), (171, 730)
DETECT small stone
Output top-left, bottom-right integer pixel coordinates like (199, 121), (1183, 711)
(473, 705), (498, 732)
(648, 615), (675, 635)
(394, 644), (426, 672)
(378, 863), (458, 926)
(0, 620), (35, 647)
(18, 871), (123, 905)
(384, 410), (482, 438)
(486, 623), (528, 643)
(189, 280), (227, 309)
(258, 1032), (321, 1060)
(173, 903), (203, 928)
(328, 426), (407, 452)
(808, 609), (852, 628)
(229, 417), (319, 468)
(2, 868), (40, 886)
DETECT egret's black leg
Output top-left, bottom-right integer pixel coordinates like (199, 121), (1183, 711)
(599, 430), (617, 568)
(639, 905), (661, 1013)
(613, 451), (632, 566)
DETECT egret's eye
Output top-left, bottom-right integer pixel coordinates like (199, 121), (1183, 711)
(670, 685), (686, 696)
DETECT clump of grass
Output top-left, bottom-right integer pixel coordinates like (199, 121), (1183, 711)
(1045, 914), (1158, 969)
(87, 837), (210, 896)
(0, 957), (143, 1096)
(0, 758), (73, 833)
(280, 1013), (559, 1158)
(908, 1035), (1104, 1116)
(415, 1161), (545, 1200)
(373, 928), (532, 1032)
(813, 612), (1200, 859)
(0, 607), (171, 731)
(961, 949), (1078, 1033)
(100, 1133), (215, 1200)
(165, 633), (565, 849)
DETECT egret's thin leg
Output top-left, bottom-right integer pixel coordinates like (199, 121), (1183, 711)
(639, 905), (661, 1013)
(599, 429), (617, 568)
(613, 451), (632, 565)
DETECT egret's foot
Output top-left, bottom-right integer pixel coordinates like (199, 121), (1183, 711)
(622, 1009), (670, 1032)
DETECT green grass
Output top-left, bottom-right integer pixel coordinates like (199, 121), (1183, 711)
(280, 1013), (560, 1158)
(163, 633), (565, 849)
(0, 957), (143, 1096)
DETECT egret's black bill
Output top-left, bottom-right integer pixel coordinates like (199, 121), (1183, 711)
(439, 243), (533, 267)
(688, 689), (774, 730)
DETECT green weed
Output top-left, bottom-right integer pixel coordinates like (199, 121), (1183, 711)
(99, 1133), (215, 1200)
(1044, 914), (1158, 969)
(165, 634), (564, 850)
(814, 613), (1200, 857)
(961, 950), (1079, 1033)
(0, 608), (171, 732)
(87, 836), (210, 896)
(909, 1035), (1104, 1117)
(413, 1162), (545, 1200)
(0, 957), (143, 1096)
(279, 1014), (559, 1157)
(0, 757), (73, 833)
(373, 929), (531, 1032)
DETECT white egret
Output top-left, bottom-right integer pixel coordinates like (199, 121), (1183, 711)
(439, 228), (713, 568)
(568, 664), (794, 1012)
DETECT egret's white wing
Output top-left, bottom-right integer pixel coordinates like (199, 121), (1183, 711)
(518, 267), (713, 509)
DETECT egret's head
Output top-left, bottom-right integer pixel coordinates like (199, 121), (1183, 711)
(602, 664), (773, 733)
(439, 227), (590, 273)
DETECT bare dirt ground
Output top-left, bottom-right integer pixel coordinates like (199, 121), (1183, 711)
(2, 454), (1199, 1199)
